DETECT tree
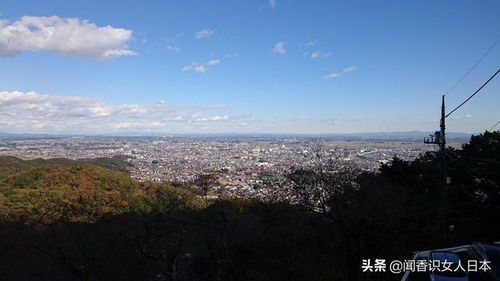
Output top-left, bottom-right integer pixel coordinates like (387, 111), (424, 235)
(194, 174), (219, 203)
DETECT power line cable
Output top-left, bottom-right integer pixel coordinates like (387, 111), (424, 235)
(490, 120), (500, 131)
(445, 37), (500, 97)
(446, 68), (500, 118)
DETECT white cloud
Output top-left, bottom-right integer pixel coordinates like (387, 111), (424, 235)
(206, 59), (220, 66)
(465, 114), (472, 118)
(273, 41), (286, 55)
(304, 40), (317, 47)
(269, 0), (277, 8)
(182, 59), (221, 73)
(166, 45), (181, 52)
(343, 66), (357, 73)
(310, 51), (331, 59)
(0, 16), (135, 60)
(323, 73), (340, 80)
(323, 66), (357, 80)
(0, 90), (233, 133)
(195, 115), (230, 122)
(181, 65), (193, 72)
(0, 90), (113, 118)
(194, 28), (214, 39)
(113, 121), (162, 129)
(194, 65), (208, 72)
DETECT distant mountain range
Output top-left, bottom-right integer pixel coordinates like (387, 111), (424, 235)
(0, 131), (473, 141)
(317, 131), (472, 141)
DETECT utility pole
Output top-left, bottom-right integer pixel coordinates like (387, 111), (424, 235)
(440, 95), (446, 152)
(424, 95), (446, 153)
(424, 95), (449, 246)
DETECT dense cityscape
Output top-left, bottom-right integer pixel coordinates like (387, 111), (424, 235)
(0, 135), (465, 200)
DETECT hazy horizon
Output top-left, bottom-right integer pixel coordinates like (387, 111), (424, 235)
(0, 130), (474, 140)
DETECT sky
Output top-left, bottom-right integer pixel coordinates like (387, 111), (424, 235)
(0, 0), (499, 135)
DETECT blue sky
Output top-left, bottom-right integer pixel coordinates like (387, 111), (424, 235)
(0, 0), (499, 134)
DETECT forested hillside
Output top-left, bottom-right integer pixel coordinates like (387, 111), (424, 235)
(0, 157), (204, 223)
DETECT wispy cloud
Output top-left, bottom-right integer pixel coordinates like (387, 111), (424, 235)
(269, 0), (277, 8)
(206, 59), (220, 66)
(323, 66), (357, 80)
(0, 16), (135, 60)
(182, 64), (208, 73)
(304, 40), (317, 47)
(343, 66), (357, 73)
(195, 115), (230, 122)
(310, 51), (331, 59)
(166, 45), (181, 52)
(223, 52), (240, 59)
(181, 65), (194, 72)
(194, 65), (208, 73)
(194, 28), (214, 39)
(323, 73), (340, 80)
(182, 59), (221, 73)
(273, 41), (286, 54)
